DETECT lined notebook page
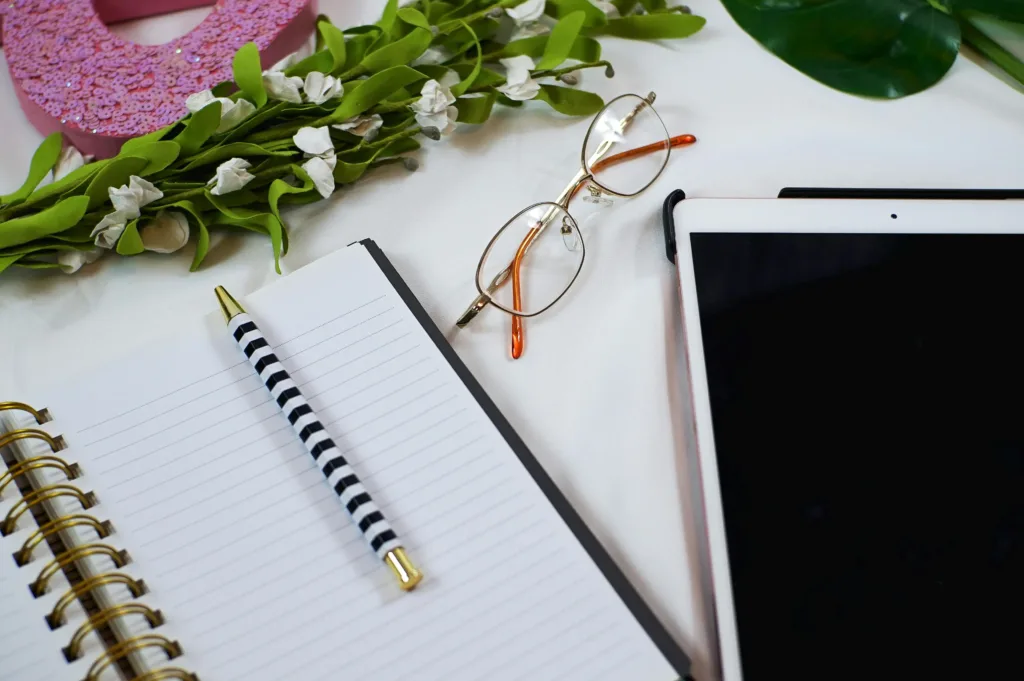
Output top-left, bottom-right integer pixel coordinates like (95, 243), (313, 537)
(44, 244), (677, 681)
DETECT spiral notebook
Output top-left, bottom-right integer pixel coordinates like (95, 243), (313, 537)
(0, 240), (692, 681)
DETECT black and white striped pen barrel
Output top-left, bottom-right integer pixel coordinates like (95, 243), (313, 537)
(216, 287), (422, 591)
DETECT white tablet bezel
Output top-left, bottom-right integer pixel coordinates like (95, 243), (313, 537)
(673, 198), (1024, 681)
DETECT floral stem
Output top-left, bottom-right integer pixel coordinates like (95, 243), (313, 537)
(958, 13), (1024, 89)
(437, 0), (520, 33)
(150, 165), (294, 208)
(532, 60), (614, 81)
(341, 126), (423, 156)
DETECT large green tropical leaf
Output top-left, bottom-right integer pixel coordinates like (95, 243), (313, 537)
(720, 0), (962, 98)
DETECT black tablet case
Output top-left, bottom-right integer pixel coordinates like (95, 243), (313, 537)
(362, 239), (696, 681)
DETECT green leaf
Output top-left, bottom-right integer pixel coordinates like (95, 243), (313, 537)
(221, 101), (289, 142)
(233, 42), (268, 108)
(453, 64), (506, 89)
(179, 143), (294, 172)
(959, 0), (1024, 23)
(268, 168), (315, 247)
(205, 192), (284, 273)
(379, 137), (421, 156)
(0, 195), (90, 250)
(161, 199), (209, 271)
(443, 18), (499, 48)
(378, 0), (400, 33)
(115, 219), (145, 255)
(15, 159), (107, 207)
(360, 27), (433, 73)
(537, 11), (587, 70)
(331, 65), (427, 121)
(587, 12), (705, 39)
(397, 7), (432, 30)
(455, 92), (497, 123)
(536, 84), (604, 115)
(719, 1), (958, 98)
(131, 141), (181, 175)
(503, 33), (602, 62)
(84, 157), (148, 209)
(174, 103), (222, 156)
(285, 49), (333, 78)
(427, 2), (454, 23)
(120, 123), (177, 154)
(342, 34), (377, 72)
(0, 254), (22, 274)
(14, 259), (63, 271)
(453, 21), (482, 96)
(319, 20), (348, 73)
(1, 133), (63, 206)
(546, 0), (608, 27)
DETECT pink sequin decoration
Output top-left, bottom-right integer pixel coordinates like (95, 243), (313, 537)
(0, 0), (317, 158)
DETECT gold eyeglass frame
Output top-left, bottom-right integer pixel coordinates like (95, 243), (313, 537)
(455, 91), (695, 358)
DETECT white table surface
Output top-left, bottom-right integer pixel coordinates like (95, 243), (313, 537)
(4, 3), (1024, 679)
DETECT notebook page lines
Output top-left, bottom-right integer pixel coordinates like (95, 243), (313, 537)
(45, 245), (677, 681)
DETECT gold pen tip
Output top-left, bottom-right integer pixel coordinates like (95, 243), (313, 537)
(385, 548), (423, 592)
(214, 286), (246, 322)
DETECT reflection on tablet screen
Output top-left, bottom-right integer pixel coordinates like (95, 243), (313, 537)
(690, 233), (1022, 680)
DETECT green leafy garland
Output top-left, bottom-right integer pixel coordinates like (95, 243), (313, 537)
(0, 0), (704, 277)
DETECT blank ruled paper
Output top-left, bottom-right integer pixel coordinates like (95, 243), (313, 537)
(43, 244), (677, 681)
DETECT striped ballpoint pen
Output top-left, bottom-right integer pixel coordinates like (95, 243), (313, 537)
(214, 286), (423, 592)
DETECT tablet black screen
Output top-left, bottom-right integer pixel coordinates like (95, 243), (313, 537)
(689, 233), (1023, 680)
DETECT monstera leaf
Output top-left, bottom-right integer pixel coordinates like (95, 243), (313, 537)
(721, 0), (1024, 98)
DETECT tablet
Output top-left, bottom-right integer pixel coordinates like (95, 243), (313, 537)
(672, 198), (1024, 681)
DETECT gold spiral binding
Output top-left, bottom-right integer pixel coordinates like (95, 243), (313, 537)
(0, 401), (49, 423)
(0, 427), (65, 451)
(0, 455), (80, 498)
(64, 603), (164, 661)
(85, 634), (183, 681)
(14, 514), (113, 566)
(32, 543), (130, 597)
(3, 403), (197, 681)
(0, 483), (97, 535)
(48, 572), (147, 629)
(133, 668), (199, 681)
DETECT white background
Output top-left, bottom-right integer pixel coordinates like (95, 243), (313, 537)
(3, 2), (1024, 679)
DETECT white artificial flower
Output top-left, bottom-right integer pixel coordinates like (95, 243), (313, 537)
(506, 0), (546, 24)
(208, 158), (255, 195)
(91, 210), (132, 249)
(109, 176), (162, 216)
(263, 71), (305, 103)
(497, 55), (541, 101)
(58, 247), (103, 273)
(185, 90), (256, 133)
(303, 72), (344, 105)
(90, 175), (164, 249)
(140, 211), (190, 254)
(332, 114), (383, 138)
(53, 144), (93, 181)
(301, 156), (337, 199)
(412, 45), (452, 66)
(590, 0), (620, 17)
(293, 126), (337, 199)
(410, 79), (458, 135)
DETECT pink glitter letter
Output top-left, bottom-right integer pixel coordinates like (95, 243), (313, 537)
(0, 0), (317, 158)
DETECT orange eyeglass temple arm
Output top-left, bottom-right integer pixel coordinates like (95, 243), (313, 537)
(510, 133), (697, 360)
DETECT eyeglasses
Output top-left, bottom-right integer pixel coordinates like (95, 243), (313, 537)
(455, 92), (695, 359)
